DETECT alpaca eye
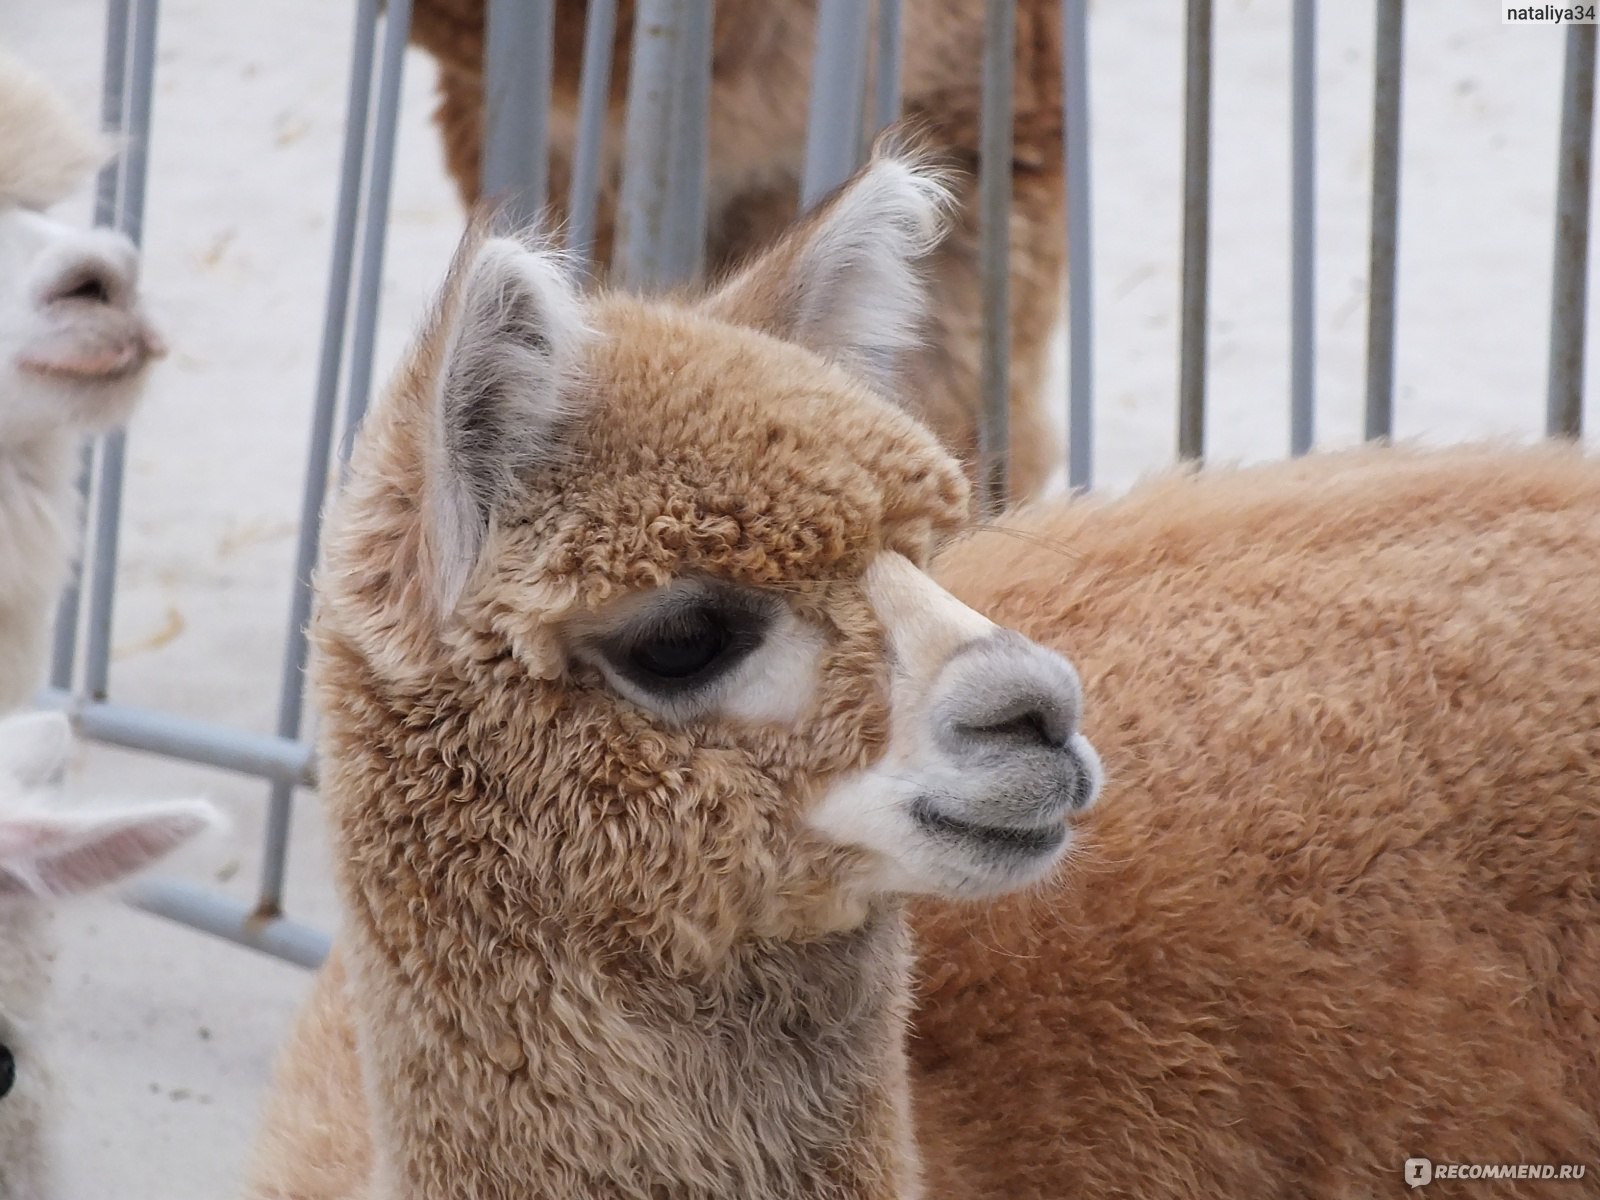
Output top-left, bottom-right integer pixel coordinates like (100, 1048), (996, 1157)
(593, 585), (775, 703)
(0, 1044), (14, 1099)
(628, 607), (729, 681)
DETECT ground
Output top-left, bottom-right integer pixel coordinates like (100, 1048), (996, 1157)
(0, 1), (1591, 1196)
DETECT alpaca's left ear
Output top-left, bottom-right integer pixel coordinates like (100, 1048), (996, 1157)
(701, 150), (952, 398)
(422, 235), (589, 614)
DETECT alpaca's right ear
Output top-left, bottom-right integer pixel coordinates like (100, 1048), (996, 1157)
(422, 236), (589, 614)
(701, 148), (952, 399)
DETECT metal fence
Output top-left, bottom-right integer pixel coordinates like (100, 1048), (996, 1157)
(38, 0), (1597, 968)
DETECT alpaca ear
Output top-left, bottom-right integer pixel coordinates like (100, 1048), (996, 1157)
(0, 797), (220, 900)
(422, 236), (588, 613)
(701, 150), (952, 397)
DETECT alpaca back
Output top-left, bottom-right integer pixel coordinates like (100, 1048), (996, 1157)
(916, 444), (1600, 1197)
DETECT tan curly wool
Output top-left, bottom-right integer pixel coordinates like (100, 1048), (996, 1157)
(404, 0), (1068, 500)
(247, 175), (973, 1194)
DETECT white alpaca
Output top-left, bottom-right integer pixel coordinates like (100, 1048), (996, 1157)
(0, 48), (164, 712)
(0, 710), (216, 1200)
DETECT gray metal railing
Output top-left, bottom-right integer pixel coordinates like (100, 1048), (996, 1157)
(41, 0), (1596, 967)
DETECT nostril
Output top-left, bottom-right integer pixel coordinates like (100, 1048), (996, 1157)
(957, 699), (1067, 750)
(58, 275), (112, 304)
(972, 708), (1056, 748)
(44, 265), (120, 308)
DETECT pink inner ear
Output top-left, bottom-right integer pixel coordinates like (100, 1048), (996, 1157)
(0, 805), (213, 900)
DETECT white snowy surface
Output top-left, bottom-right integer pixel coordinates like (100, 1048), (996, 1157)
(1, 1), (1593, 1196)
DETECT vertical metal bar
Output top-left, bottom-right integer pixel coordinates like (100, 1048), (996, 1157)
(872, 0), (904, 134)
(666, 0), (712, 281)
(93, 0), (132, 227)
(1290, 0), (1316, 456)
(51, 0), (133, 691)
(1364, 0), (1403, 442)
(257, 0), (382, 917)
(82, 0), (159, 700)
(334, 0), (413, 454)
(48, 449), (94, 689)
(616, 0), (702, 289)
(1177, 0), (1213, 462)
(1062, 0), (1094, 491)
(480, 0), (555, 228)
(1547, 23), (1596, 440)
(978, 0), (1014, 513)
(800, 0), (871, 208)
(567, 0), (620, 266)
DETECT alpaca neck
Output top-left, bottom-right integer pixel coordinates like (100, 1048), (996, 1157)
(350, 905), (922, 1200)
(0, 433), (77, 711)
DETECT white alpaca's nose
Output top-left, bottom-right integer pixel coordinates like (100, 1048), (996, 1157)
(19, 224), (165, 381)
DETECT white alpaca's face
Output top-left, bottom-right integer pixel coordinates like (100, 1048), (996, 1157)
(0, 206), (162, 451)
(564, 553), (1101, 901)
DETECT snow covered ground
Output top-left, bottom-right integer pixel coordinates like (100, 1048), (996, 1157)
(1, 1), (1593, 1195)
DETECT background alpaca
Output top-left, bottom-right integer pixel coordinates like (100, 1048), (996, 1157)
(0, 48), (164, 713)
(245, 153), (1100, 1200)
(914, 444), (1600, 1196)
(0, 710), (217, 1200)
(246, 149), (1598, 1196)
(407, 0), (1067, 501)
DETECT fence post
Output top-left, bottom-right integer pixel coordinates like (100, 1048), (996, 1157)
(567, 0), (620, 267)
(1364, 0), (1404, 442)
(1290, 0), (1316, 455)
(481, 0), (555, 227)
(800, 0), (870, 208)
(978, 0), (1015, 513)
(1547, 22), (1596, 440)
(1178, 0), (1213, 462)
(616, 0), (713, 289)
(1062, 0), (1095, 490)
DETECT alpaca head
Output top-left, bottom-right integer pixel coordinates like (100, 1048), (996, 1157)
(0, 49), (163, 455)
(319, 150), (1101, 969)
(0, 711), (216, 1200)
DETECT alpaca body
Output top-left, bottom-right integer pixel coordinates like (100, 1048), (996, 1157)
(916, 444), (1600, 1197)
(408, 0), (1068, 500)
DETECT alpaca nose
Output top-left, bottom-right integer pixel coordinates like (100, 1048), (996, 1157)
(40, 233), (139, 312)
(935, 631), (1083, 757)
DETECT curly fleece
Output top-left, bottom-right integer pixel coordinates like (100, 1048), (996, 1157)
(263, 268), (969, 1199)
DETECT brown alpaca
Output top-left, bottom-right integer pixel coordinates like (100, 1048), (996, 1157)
(245, 151), (1599, 1195)
(407, 0), (1068, 501)
(244, 151), (1099, 1200)
(916, 444), (1600, 1196)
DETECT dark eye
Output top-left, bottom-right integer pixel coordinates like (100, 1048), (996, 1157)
(628, 607), (728, 680)
(0, 1044), (14, 1099)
